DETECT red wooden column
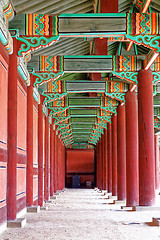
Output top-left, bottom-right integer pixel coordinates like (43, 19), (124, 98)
(44, 115), (49, 201)
(56, 135), (59, 191)
(62, 142), (66, 189)
(53, 126), (56, 193)
(101, 0), (118, 12)
(107, 123), (112, 193)
(138, 69), (155, 206)
(57, 136), (60, 190)
(95, 142), (98, 188)
(104, 129), (108, 191)
(26, 75), (34, 207)
(102, 131), (105, 190)
(7, 38), (18, 220)
(112, 114), (117, 196)
(54, 126), (58, 193)
(101, 134), (104, 190)
(126, 91), (139, 206)
(60, 139), (65, 190)
(155, 134), (159, 190)
(38, 97), (44, 207)
(59, 139), (62, 190)
(117, 104), (126, 200)
(99, 137), (103, 190)
(96, 140), (100, 189)
(50, 120), (54, 196)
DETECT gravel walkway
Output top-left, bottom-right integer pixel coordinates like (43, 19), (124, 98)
(1, 189), (160, 240)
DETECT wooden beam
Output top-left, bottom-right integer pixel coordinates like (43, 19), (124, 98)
(64, 55), (112, 72)
(59, 13), (126, 37)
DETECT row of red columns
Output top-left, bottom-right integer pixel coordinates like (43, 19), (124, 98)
(96, 69), (159, 207)
(7, 39), (66, 220)
(37, 102), (66, 208)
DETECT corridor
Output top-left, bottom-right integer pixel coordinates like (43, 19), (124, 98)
(1, 189), (160, 240)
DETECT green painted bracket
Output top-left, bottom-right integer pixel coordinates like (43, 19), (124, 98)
(112, 71), (138, 84)
(17, 35), (59, 57)
(95, 123), (107, 129)
(88, 140), (97, 145)
(100, 106), (117, 114)
(57, 123), (72, 131)
(105, 92), (125, 102)
(113, 71), (160, 85)
(53, 116), (70, 125)
(93, 127), (104, 134)
(153, 72), (160, 84)
(33, 71), (64, 87)
(125, 34), (160, 53)
(48, 106), (69, 116)
(41, 92), (67, 105)
(97, 115), (111, 123)
(154, 122), (160, 129)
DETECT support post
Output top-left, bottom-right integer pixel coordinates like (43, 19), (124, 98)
(96, 141), (99, 188)
(38, 98), (44, 207)
(26, 75), (34, 207)
(112, 114), (117, 196)
(103, 129), (108, 191)
(44, 115), (49, 201)
(107, 123), (112, 193)
(117, 104), (126, 200)
(7, 38), (17, 220)
(101, 134), (104, 190)
(54, 126), (58, 193)
(101, 0), (118, 12)
(50, 120), (54, 196)
(138, 69), (155, 206)
(155, 134), (159, 190)
(125, 91), (139, 206)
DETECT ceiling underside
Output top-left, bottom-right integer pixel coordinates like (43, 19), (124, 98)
(11, 0), (160, 148)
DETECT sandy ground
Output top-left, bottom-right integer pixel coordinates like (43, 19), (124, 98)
(1, 189), (160, 240)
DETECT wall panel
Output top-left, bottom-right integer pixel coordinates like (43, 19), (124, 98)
(66, 149), (95, 188)
(0, 53), (8, 224)
(16, 77), (27, 212)
(33, 104), (38, 202)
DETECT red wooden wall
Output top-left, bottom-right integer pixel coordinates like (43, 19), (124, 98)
(0, 40), (66, 228)
(33, 100), (38, 205)
(17, 77), (27, 213)
(0, 43), (9, 224)
(66, 149), (95, 188)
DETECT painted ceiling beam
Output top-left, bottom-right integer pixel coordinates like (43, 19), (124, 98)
(9, 13), (159, 57)
(10, 13), (159, 38)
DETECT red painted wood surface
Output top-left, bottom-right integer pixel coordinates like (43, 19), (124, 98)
(17, 80), (27, 154)
(101, 134), (105, 190)
(103, 129), (108, 191)
(117, 105), (126, 200)
(0, 51), (8, 224)
(16, 77), (27, 212)
(54, 126), (58, 193)
(126, 91), (139, 206)
(112, 114), (117, 196)
(66, 149), (95, 188)
(33, 102), (38, 202)
(97, 138), (102, 190)
(50, 122), (54, 196)
(107, 123), (112, 193)
(155, 134), (159, 190)
(38, 99), (44, 207)
(44, 116), (50, 201)
(26, 76), (33, 206)
(7, 38), (17, 220)
(138, 69), (155, 206)
(102, 133), (105, 190)
(101, 0), (118, 13)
